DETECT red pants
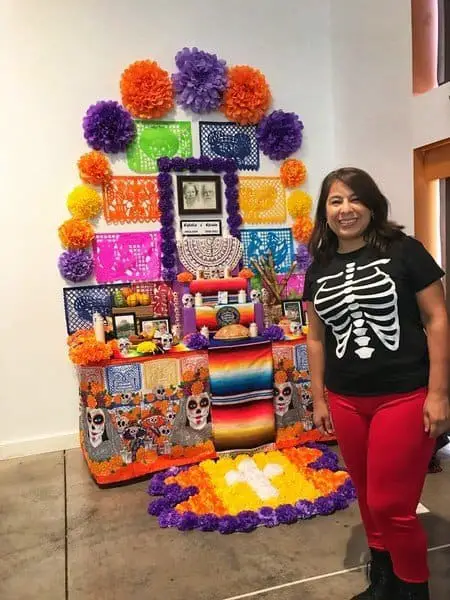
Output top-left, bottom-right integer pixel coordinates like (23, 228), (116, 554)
(328, 388), (435, 583)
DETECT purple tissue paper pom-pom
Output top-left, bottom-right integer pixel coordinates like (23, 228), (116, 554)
(275, 504), (298, 524)
(177, 511), (199, 531)
(148, 497), (172, 516)
(256, 109), (304, 160)
(225, 186), (239, 201)
(160, 213), (175, 228)
(82, 100), (136, 153)
(172, 47), (228, 113)
(258, 506), (278, 528)
(223, 158), (238, 173)
(218, 515), (238, 534)
(314, 496), (337, 516)
(171, 157), (186, 172)
(199, 514), (220, 532)
(157, 157), (172, 172)
(162, 255), (176, 268)
(160, 226), (175, 238)
(295, 500), (317, 519)
(186, 157), (200, 172)
(236, 511), (260, 533)
(227, 214), (243, 229)
(162, 268), (177, 282)
(58, 250), (94, 283)
(262, 325), (285, 341)
(211, 157), (227, 172)
(198, 156), (212, 171)
(186, 333), (209, 350)
(161, 240), (176, 254)
(148, 475), (166, 496)
(158, 197), (174, 213)
(223, 172), (239, 187)
(157, 172), (173, 188)
(296, 244), (312, 273)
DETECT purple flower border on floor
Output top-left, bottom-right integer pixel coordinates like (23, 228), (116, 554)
(147, 444), (356, 533)
(156, 156), (241, 282)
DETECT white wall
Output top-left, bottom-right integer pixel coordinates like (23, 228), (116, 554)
(0, 0), (335, 457)
(412, 82), (450, 147)
(330, 0), (415, 233)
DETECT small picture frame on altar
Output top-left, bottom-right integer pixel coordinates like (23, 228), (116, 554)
(138, 316), (170, 336)
(177, 175), (222, 216)
(217, 291), (228, 305)
(282, 300), (305, 326)
(113, 313), (137, 339)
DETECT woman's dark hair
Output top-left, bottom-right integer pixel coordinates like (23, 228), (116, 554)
(308, 167), (404, 263)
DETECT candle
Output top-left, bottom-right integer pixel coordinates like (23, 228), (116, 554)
(238, 289), (246, 304)
(195, 292), (203, 307)
(196, 269), (204, 280)
(249, 323), (258, 338)
(224, 266), (231, 278)
(93, 312), (105, 343)
(200, 326), (209, 338)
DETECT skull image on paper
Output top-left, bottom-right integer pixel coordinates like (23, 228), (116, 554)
(170, 393), (212, 446)
(273, 382), (305, 428)
(81, 407), (122, 461)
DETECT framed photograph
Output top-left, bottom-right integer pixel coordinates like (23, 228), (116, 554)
(113, 313), (137, 339)
(137, 316), (170, 336)
(180, 219), (222, 236)
(177, 175), (222, 216)
(282, 300), (305, 325)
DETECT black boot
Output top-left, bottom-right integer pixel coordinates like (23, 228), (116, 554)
(395, 578), (430, 599)
(350, 549), (395, 599)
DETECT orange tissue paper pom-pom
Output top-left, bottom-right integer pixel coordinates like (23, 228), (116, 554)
(77, 151), (112, 186)
(69, 338), (113, 366)
(287, 190), (313, 219)
(221, 65), (271, 125)
(177, 271), (194, 283)
(280, 159), (307, 188)
(238, 268), (255, 279)
(58, 218), (95, 250)
(120, 59), (174, 119)
(292, 216), (314, 243)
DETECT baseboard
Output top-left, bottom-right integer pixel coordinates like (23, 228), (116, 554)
(0, 431), (80, 460)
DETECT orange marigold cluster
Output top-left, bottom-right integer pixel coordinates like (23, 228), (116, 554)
(78, 151), (112, 186)
(176, 271), (194, 283)
(58, 218), (94, 250)
(280, 159), (307, 188)
(67, 329), (115, 366)
(120, 60), (174, 119)
(238, 267), (255, 279)
(221, 65), (271, 125)
(292, 215), (314, 243)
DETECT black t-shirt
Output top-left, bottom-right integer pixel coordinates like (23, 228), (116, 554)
(303, 236), (445, 396)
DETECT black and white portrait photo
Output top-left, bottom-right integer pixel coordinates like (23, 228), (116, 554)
(177, 175), (222, 215)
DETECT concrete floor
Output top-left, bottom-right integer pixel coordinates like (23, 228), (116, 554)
(1, 449), (449, 600)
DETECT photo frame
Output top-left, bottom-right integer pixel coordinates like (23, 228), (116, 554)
(137, 316), (170, 336)
(281, 300), (305, 326)
(177, 175), (222, 216)
(113, 313), (137, 339)
(180, 219), (222, 236)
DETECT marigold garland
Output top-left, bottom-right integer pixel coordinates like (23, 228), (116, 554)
(58, 218), (94, 250)
(67, 185), (102, 220)
(176, 271), (194, 283)
(292, 215), (314, 243)
(238, 268), (255, 279)
(68, 337), (114, 366)
(77, 151), (112, 186)
(120, 60), (174, 119)
(287, 190), (313, 219)
(221, 65), (271, 125)
(280, 159), (307, 188)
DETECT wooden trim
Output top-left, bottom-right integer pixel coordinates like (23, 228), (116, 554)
(411, 0), (438, 94)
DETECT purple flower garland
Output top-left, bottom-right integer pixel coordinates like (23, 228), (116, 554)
(147, 446), (356, 534)
(156, 156), (240, 282)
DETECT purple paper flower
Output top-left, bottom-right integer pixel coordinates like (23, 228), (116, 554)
(58, 249), (94, 283)
(158, 509), (181, 528)
(157, 172), (173, 189)
(177, 511), (199, 531)
(258, 507), (278, 528)
(160, 213), (175, 227)
(227, 214), (243, 230)
(157, 157), (172, 172)
(295, 500), (316, 519)
(149, 474), (166, 495)
(218, 515), (238, 534)
(262, 325), (285, 341)
(162, 268), (177, 282)
(340, 479), (357, 501)
(162, 255), (176, 268)
(223, 158), (238, 173)
(225, 186), (239, 201)
(197, 156), (212, 171)
(211, 157), (227, 172)
(309, 454), (340, 472)
(158, 197), (174, 213)
(186, 157), (200, 172)
(161, 240), (177, 254)
(185, 333), (209, 350)
(256, 110), (304, 160)
(172, 47), (228, 113)
(199, 514), (220, 532)
(171, 157), (186, 172)
(296, 244), (312, 273)
(328, 492), (349, 511)
(314, 496), (336, 516)
(275, 504), (298, 524)
(148, 497), (173, 516)
(82, 100), (135, 153)
(160, 226), (175, 238)
(223, 172), (239, 187)
(236, 511), (260, 533)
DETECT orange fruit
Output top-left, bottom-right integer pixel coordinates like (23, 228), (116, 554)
(127, 293), (139, 307)
(121, 287), (133, 298)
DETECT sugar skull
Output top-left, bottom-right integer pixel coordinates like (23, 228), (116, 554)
(250, 289), (261, 303)
(118, 338), (131, 355)
(273, 382), (294, 417)
(86, 408), (107, 448)
(182, 293), (194, 308)
(155, 385), (166, 400)
(161, 333), (173, 351)
(290, 321), (302, 335)
(186, 392), (211, 430)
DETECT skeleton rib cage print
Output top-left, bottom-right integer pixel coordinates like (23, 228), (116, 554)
(314, 258), (400, 360)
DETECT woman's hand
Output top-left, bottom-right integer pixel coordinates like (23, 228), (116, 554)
(313, 399), (334, 436)
(423, 392), (450, 439)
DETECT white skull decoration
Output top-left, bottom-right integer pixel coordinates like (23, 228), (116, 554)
(273, 382), (294, 417)
(86, 408), (106, 448)
(182, 293), (194, 308)
(166, 410), (176, 424)
(119, 338), (131, 355)
(186, 392), (210, 430)
(289, 321), (302, 335)
(115, 414), (129, 434)
(161, 333), (173, 351)
(250, 289), (261, 303)
(120, 392), (133, 405)
(155, 385), (166, 400)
